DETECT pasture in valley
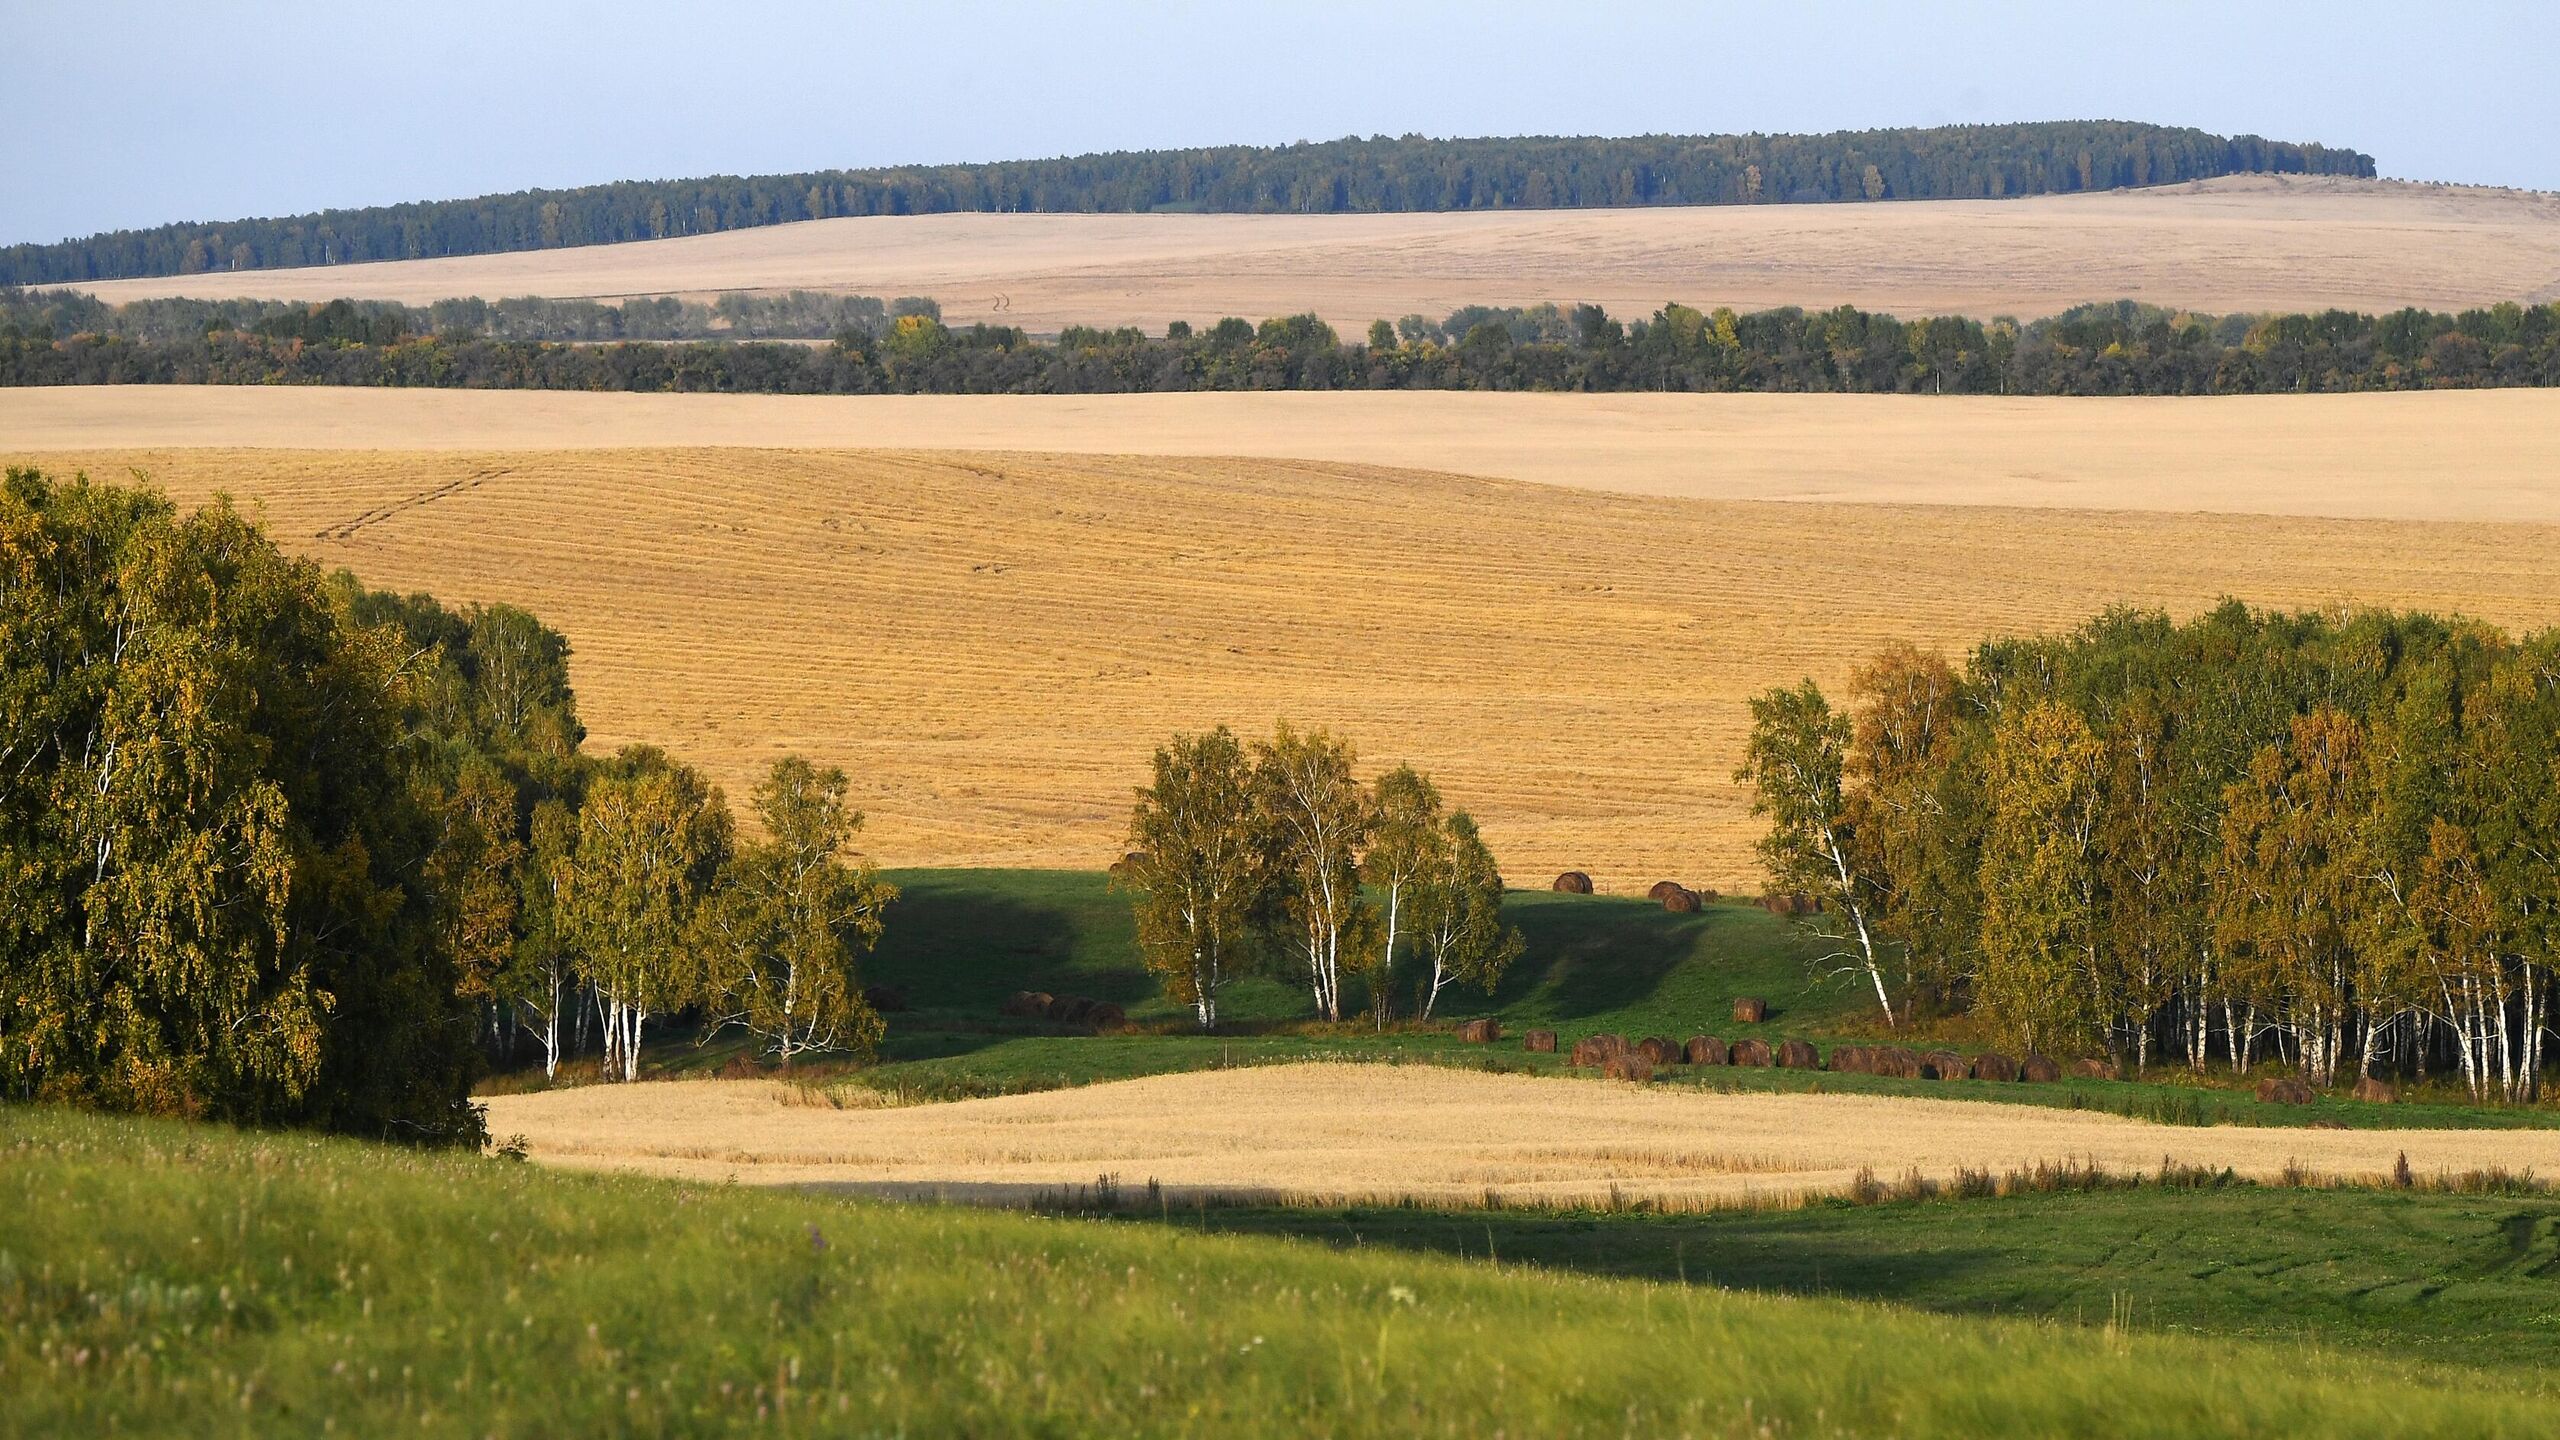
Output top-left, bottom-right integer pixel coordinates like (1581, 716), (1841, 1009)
(14, 417), (2560, 888)
(55, 175), (2560, 334)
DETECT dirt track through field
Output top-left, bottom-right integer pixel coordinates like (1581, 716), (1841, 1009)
(56, 176), (2560, 331)
(16, 444), (2560, 886)
(11, 386), (2560, 524)
(480, 1064), (2560, 1207)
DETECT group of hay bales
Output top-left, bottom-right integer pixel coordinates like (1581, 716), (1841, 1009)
(1645, 880), (1719, 912)
(1755, 892), (1823, 915)
(1555, 1031), (2138, 1086)
(999, 990), (1128, 1029)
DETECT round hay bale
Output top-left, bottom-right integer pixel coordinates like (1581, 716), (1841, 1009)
(2020, 1053), (2063, 1083)
(1970, 1052), (2020, 1083)
(1552, 871), (1594, 894)
(1000, 991), (1037, 1017)
(1920, 1050), (1968, 1080)
(862, 985), (908, 1014)
(1776, 1038), (1820, 1069)
(1828, 1045), (1872, 1075)
(1455, 1018), (1501, 1044)
(1685, 1034), (1727, 1066)
(1730, 997), (1768, 1025)
(1052, 996), (1099, 1023)
(1107, 850), (1146, 879)
(1637, 1036), (1682, 1066)
(1570, 1034), (1627, 1067)
(2351, 1075), (2399, 1104)
(1872, 1046), (1924, 1079)
(1601, 1053), (1656, 1083)
(1522, 1028), (1558, 1054)
(2255, 1076), (2316, 1105)
(1729, 1038), (1774, 1067)
(2070, 1058), (2120, 1081)
(1086, 1002), (1127, 1030)
(1661, 886), (1702, 913)
(1647, 880), (1685, 902)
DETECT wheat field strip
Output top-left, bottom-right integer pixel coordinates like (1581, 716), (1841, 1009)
(480, 1064), (2560, 1207)
(54, 175), (2560, 332)
(22, 444), (2560, 888)
(11, 387), (2560, 526)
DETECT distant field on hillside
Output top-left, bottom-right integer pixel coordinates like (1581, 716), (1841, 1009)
(13, 387), (2560, 524)
(481, 1063), (2560, 1206)
(17, 444), (2560, 885)
(59, 176), (2560, 332)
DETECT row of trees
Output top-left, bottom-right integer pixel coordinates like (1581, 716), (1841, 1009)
(1740, 604), (2560, 1099)
(1123, 725), (1518, 1028)
(2, 123), (2371, 285)
(12, 297), (2558, 396)
(0, 289), (939, 346)
(0, 470), (892, 1140)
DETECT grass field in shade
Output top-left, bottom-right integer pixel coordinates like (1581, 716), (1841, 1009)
(8, 1104), (2559, 1438)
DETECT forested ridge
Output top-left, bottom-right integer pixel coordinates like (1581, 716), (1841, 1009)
(7, 291), (2556, 396)
(1743, 606), (2560, 1099)
(1, 122), (2374, 286)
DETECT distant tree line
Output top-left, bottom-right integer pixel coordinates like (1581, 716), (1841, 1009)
(8, 294), (2559, 396)
(1122, 724), (1519, 1029)
(0, 470), (893, 1141)
(1741, 605), (2560, 1099)
(1, 123), (2375, 286)
(0, 288), (937, 344)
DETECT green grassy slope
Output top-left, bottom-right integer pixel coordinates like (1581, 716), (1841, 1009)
(869, 868), (1857, 1036)
(1124, 1186), (2560, 1370)
(4, 1105), (2549, 1438)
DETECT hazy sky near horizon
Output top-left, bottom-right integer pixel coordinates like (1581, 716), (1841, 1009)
(7, 1), (2555, 245)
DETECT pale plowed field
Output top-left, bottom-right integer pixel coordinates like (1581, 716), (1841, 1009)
(58, 176), (2560, 332)
(480, 1064), (2560, 1207)
(20, 442), (2560, 888)
(12, 386), (2560, 524)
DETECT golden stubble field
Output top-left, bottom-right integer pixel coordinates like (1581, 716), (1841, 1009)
(479, 1063), (2560, 1207)
(58, 176), (2560, 332)
(21, 434), (2560, 888)
(12, 386), (2560, 524)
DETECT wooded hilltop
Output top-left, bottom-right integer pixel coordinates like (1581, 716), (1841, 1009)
(1, 122), (2374, 285)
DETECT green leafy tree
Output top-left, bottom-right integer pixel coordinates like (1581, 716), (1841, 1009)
(1122, 727), (1266, 1029)
(0, 469), (481, 1139)
(557, 747), (731, 1081)
(1737, 681), (1897, 1026)
(1413, 810), (1522, 1019)
(693, 757), (893, 1065)
(1362, 764), (1442, 1025)
(1975, 701), (2106, 1056)
(1253, 723), (1376, 1021)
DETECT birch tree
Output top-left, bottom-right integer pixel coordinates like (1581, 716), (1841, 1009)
(1413, 810), (1523, 1019)
(1122, 727), (1265, 1029)
(1253, 723), (1377, 1022)
(557, 747), (730, 1081)
(1737, 681), (1898, 1027)
(1362, 764), (1442, 1025)
(692, 757), (893, 1065)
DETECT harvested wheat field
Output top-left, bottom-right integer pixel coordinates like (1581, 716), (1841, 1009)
(12, 386), (2560, 523)
(57, 176), (2560, 332)
(480, 1063), (2560, 1208)
(18, 441), (2560, 887)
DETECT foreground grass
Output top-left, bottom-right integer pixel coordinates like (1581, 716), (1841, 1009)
(9, 1107), (2559, 1437)
(1115, 1185), (2560, 1369)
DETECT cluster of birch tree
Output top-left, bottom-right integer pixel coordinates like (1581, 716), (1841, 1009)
(0, 472), (891, 1141)
(1123, 724), (1519, 1029)
(1741, 604), (2560, 1099)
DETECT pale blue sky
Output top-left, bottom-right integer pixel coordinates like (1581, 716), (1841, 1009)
(7, 1), (2555, 246)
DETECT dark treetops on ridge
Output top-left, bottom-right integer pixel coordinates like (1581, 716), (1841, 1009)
(7, 292), (2558, 396)
(1, 122), (2375, 285)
